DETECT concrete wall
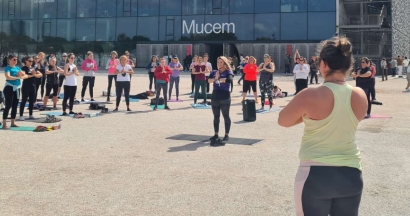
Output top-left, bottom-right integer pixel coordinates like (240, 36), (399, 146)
(392, 0), (410, 57)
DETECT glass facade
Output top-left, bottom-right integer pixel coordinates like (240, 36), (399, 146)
(0, 0), (336, 67)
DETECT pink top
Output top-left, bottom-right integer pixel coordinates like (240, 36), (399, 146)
(81, 58), (98, 71)
(370, 65), (376, 78)
(107, 59), (119, 74)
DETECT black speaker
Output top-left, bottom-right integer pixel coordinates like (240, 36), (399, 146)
(243, 99), (256, 122)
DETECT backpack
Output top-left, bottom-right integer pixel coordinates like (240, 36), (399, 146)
(150, 97), (164, 105)
(89, 103), (105, 110)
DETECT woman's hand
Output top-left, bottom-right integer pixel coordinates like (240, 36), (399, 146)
(219, 78), (226, 83)
(351, 72), (357, 78)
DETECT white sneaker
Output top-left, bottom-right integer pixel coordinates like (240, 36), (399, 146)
(19, 116), (25, 121)
(193, 104), (197, 107)
(28, 115), (36, 120)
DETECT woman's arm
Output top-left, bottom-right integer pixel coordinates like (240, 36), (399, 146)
(63, 64), (72, 76)
(105, 60), (111, 69)
(81, 61), (88, 71)
(74, 66), (80, 76)
(45, 67), (54, 75)
(278, 90), (309, 127)
(265, 63), (275, 72)
(293, 65), (299, 74)
(127, 66), (134, 74)
(359, 71), (372, 78)
(177, 64), (184, 71)
(93, 60), (98, 71)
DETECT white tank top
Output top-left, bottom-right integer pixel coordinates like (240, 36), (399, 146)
(65, 63), (77, 86)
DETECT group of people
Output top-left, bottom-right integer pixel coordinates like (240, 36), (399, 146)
(385, 56), (410, 89)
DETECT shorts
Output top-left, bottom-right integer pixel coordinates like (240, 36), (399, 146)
(243, 80), (257, 92)
(45, 83), (58, 97)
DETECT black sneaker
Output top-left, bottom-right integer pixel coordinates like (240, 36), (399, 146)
(165, 106), (170, 110)
(107, 97), (110, 102)
(127, 108), (132, 112)
(153, 106), (157, 110)
(113, 108), (118, 112)
(90, 99), (95, 101)
(62, 112), (68, 116)
(69, 111), (76, 115)
(211, 138), (225, 147)
(81, 99), (85, 102)
(222, 135), (229, 141)
(210, 134), (219, 140)
(364, 114), (370, 119)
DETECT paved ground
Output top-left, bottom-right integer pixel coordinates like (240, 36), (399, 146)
(0, 69), (409, 216)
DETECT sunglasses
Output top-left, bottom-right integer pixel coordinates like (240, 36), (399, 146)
(361, 61), (366, 63)
(12, 58), (17, 61)
(70, 57), (75, 59)
(28, 60), (33, 62)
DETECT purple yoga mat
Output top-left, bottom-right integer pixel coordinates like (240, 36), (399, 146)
(370, 114), (392, 119)
(168, 99), (183, 102)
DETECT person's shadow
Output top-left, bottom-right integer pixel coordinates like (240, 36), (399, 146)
(167, 140), (210, 152)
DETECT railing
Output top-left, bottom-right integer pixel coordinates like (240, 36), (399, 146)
(352, 44), (384, 56)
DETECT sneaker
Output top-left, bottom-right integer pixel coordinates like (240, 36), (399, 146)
(364, 114), (370, 119)
(53, 107), (58, 110)
(165, 106), (170, 110)
(90, 99), (95, 101)
(113, 108), (118, 112)
(107, 97), (110, 102)
(62, 112), (68, 116)
(260, 106), (264, 110)
(210, 134), (219, 140)
(28, 115), (36, 120)
(127, 108), (132, 112)
(153, 106), (157, 110)
(222, 135), (229, 141)
(57, 96), (61, 99)
(193, 104), (197, 107)
(81, 99), (85, 102)
(19, 116), (25, 121)
(69, 111), (76, 115)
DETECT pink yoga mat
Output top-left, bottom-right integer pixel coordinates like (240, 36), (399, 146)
(168, 99), (183, 102)
(370, 114), (392, 119)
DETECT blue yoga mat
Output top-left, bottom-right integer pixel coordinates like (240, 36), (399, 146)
(39, 111), (74, 117)
(123, 98), (140, 102)
(190, 104), (212, 109)
(149, 105), (165, 109)
(0, 125), (36, 131)
(18, 102), (29, 107)
(256, 107), (282, 114)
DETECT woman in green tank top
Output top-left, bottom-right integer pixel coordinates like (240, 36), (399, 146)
(278, 36), (369, 216)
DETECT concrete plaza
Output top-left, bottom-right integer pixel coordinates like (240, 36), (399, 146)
(1, 69), (409, 216)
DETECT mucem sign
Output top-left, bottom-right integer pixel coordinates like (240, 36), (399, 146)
(183, 20), (235, 34)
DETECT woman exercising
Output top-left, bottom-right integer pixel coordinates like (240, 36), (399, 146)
(2, 55), (28, 129)
(114, 55), (134, 112)
(146, 55), (159, 92)
(43, 57), (64, 109)
(193, 56), (208, 106)
(20, 56), (42, 120)
(189, 55), (199, 94)
(351, 57), (372, 119)
(35, 52), (47, 101)
(294, 56), (310, 94)
(257, 54), (275, 110)
(153, 58), (172, 110)
(208, 56), (234, 146)
(81, 51), (98, 102)
(168, 56), (183, 101)
(57, 53), (68, 98)
(62, 53), (80, 116)
(105, 51), (119, 102)
(278, 36), (367, 216)
(242, 56), (259, 103)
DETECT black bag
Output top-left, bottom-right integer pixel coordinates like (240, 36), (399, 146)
(130, 92), (148, 99)
(243, 99), (256, 122)
(89, 103), (105, 110)
(150, 97), (164, 105)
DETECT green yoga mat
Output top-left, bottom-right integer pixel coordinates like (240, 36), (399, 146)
(149, 105), (165, 109)
(0, 126), (36, 131)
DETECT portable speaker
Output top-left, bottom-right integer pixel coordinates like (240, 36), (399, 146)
(243, 99), (256, 122)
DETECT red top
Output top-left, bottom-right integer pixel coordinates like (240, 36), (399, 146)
(154, 65), (172, 82)
(370, 65), (376, 78)
(244, 64), (258, 81)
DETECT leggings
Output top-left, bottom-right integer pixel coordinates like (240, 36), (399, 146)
(149, 72), (156, 90)
(2, 86), (19, 120)
(35, 78), (42, 99)
(295, 79), (308, 94)
(370, 78), (376, 101)
(45, 83), (58, 97)
(190, 74), (195, 93)
(116, 81), (130, 107)
(381, 68), (388, 81)
(206, 76), (210, 93)
(155, 82), (168, 106)
(360, 86), (372, 115)
(107, 75), (117, 97)
(211, 96), (231, 134)
(36, 74), (46, 98)
(58, 75), (65, 87)
(310, 72), (318, 84)
(62, 85), (77, 112)
(81, 76), (95, 98)
(194, 80), (207, 104)
(260, 81), (273, 107)
(169, 76), (180, 99)
(20, 85), (36, 116)
(295, 165), (363, 216)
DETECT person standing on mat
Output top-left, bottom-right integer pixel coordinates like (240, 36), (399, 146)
(57, 53), (68, 99)
(293, 57), (310, 95)
(257, 54), (275, 110)
(62, 53), (80, 116)
(81, 51), (97, 102)
(309, 56), (319, 84)
(43, 57), (63, 109)
(189, 56), (199, 94)
(168, 56), (183, 101)
(146, 55), (159, 93)
(125, 51), (135, 92)
(2, 55), (28, 129)
(278, 36), (367, 216)
(153, 58), (172, 110)
(19, 56), (42, 121)
(208, 56), (234, 145)
(193, 56), (208, 106)
(114, 55), (134, 112)
(204, 55), (213, 93)
(352, 57), (372, 119)
(241, 56), (259, 103)
(381, 58), (388, 81)
(105, 51), (119, 102)
(35, 52), (47, 101)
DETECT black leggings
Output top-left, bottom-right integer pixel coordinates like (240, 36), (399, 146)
(191, 74), (195, 93)
(370, 78), (376, 101)
(310, 72), (318, 84)
(36, 75), (46, 99)
(81, 76), (95, 98)
(20, 85), (36, 116)
(295, 166), (363, 216)
(211, 96), (231, 134)
(107, 75), (116, 97)
(2, 86), (19, 120)
(116, 81), (130, 107)
(360, 86), (372, 115)
(35, 77), (42, 99)
(149, 72), (156, 90)
(206, 76), (210, 93)
(58, 75), (65, 87)
(295, 79), (308, 94)
(62, 85), (77, 112)
(155, 82), (168, 106)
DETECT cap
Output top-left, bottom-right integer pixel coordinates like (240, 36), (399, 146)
(172, 55), (178, 59)
(62, 53), (67, 57)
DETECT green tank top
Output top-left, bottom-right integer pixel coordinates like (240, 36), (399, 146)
(300, 82), (362, 170)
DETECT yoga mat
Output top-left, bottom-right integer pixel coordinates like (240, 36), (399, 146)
(168, 99), (183, 102)
(18, 102), (29, 107)
(166, 134), (263, 145)
(370, 114), (392, 119)
(40, 111), (74, 117)
(190, 104), (212, 109)
(0, 125), (36, 131)
(123, 98), (140, 102)
(27, 117), (62, 123)
(149, 105), (165, 109)
(256, 107), (282, 114)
